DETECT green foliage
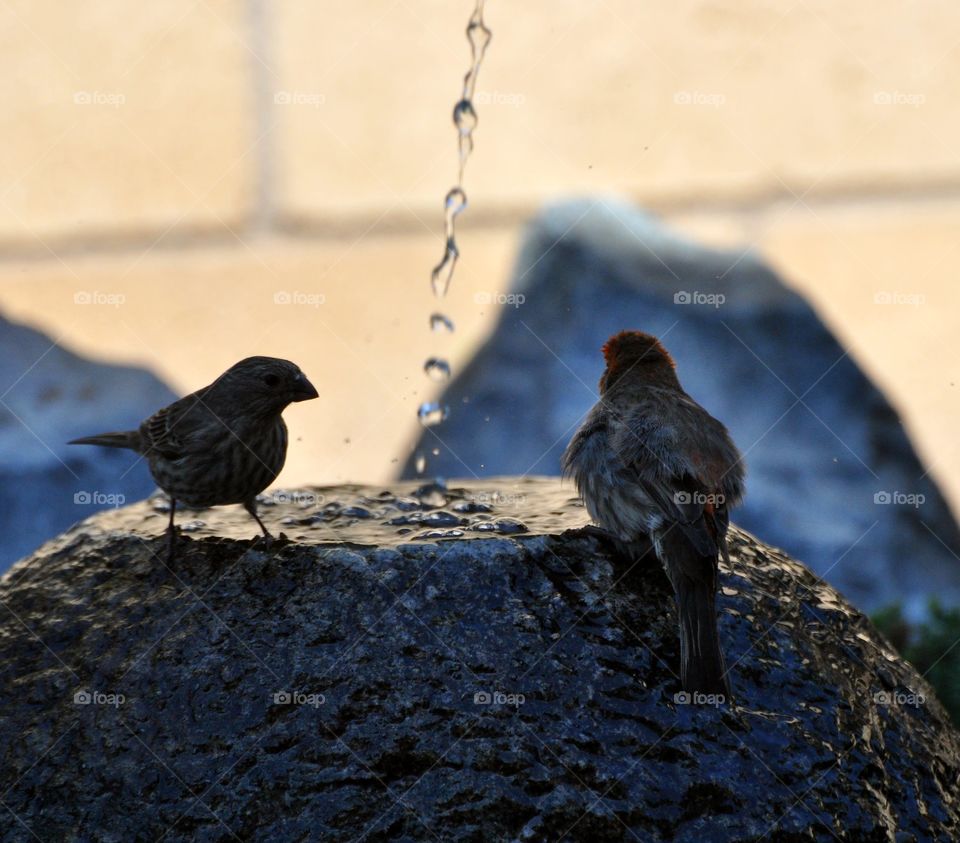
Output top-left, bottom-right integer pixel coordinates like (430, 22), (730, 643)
(872, 600), (960, 726)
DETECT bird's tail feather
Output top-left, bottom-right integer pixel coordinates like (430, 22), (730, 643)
(659, 528), (730, 698)
(68, 430), (141, 452)
(674, 574), (729, 698)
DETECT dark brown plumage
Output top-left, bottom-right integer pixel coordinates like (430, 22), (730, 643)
(69, 356), (318, 561)
(562, 331), (745, 698)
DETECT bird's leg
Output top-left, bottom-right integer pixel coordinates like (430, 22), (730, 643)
(244, 500), (274, 547)
(165, 498), (178, 564)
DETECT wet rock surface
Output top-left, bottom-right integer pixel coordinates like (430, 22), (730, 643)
(1, 479), (958, 841)
(403, 198), (960, 621)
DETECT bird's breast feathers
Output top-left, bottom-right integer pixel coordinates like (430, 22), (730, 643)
(147, 416), (288, 507)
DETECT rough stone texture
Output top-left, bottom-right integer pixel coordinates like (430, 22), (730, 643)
(403, 199), (960, 621)
(0, 479), (957, 841)
(0, 313), (176, 572)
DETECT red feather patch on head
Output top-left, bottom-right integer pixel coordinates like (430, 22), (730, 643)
(601, 330), (675, 368)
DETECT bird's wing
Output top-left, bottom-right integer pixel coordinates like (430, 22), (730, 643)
(140, 388), (212, 460)
(635, 472), (721, 559)
(610, 391), (695, 480)
(560, 410), (608, 479)
(611, 392), (731, 557)
(614, 389), (743, 503)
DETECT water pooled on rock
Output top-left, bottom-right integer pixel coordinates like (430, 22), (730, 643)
(94, 479), (575, 547)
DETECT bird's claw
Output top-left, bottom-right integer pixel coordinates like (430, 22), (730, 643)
(562, 524), (616, 544)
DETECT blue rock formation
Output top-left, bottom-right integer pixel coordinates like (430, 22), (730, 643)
(0, 314), (176, 570)
(403, 199), (960, 619)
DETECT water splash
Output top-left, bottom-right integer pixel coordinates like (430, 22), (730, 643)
(416, 0), (491, 476)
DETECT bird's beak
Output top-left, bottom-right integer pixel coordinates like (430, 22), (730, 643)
(291, 373), (319, 402)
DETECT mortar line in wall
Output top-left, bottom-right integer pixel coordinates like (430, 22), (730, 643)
(4, 180), (960, 264)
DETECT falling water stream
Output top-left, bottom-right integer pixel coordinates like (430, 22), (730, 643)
(415, 1), (492, 476)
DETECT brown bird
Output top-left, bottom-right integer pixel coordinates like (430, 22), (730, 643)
(69, 356), (318, 561)
(562, 331), (744, 698)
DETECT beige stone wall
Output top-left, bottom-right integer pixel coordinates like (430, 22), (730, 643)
(1, 1), (957, 514)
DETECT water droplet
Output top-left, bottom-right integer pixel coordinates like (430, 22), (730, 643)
(462, 8), (493, 102)
(417, 528), (464, 540)
(491, 518), (527, 535)
(418, 402), (449, 427)
(453, 99), (478, 134)
(415, 453), (426, 474)
(431, 448), (440, 456)
(151, 496), (172, 513)
(423, 357), (452, 381)
(445, 186), (468, 216)
(431, 240), (459, 298)
(180, 520), (205, 533)
(430, 189), (468, 298)
(430, 312), (455, 333)
(422, 511), (463, 527)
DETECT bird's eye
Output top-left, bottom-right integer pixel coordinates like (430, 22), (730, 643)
(263, 373), (281, 387)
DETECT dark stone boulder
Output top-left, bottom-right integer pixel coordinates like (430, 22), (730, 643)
(402, 199), (960, 621)
(0, 479), (957, 841)
(0, 313), (176, 572)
